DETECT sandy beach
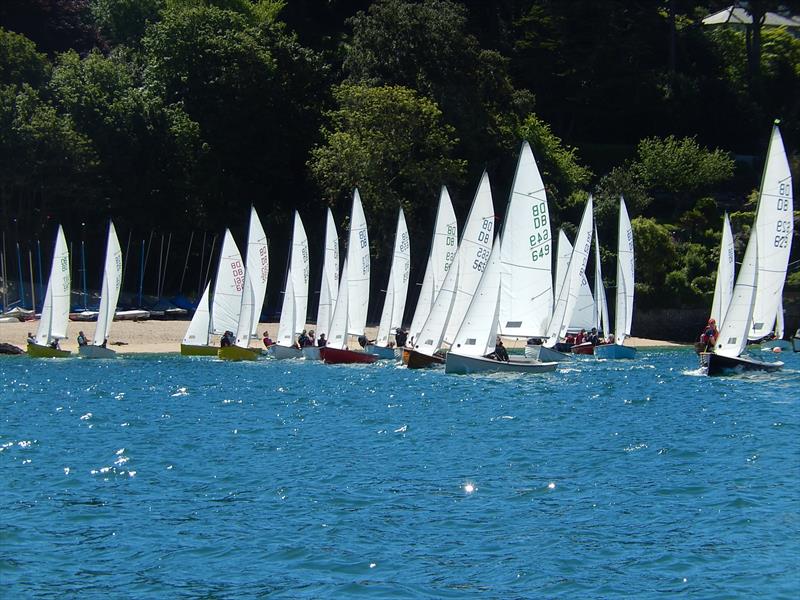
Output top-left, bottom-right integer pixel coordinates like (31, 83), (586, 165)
(0, 318), (685, 354)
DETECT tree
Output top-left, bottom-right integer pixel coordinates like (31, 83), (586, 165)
(309, 83), (465, 263)
(343, 0), (534, 184)
(49, 49), (203, 230)
(0, 28), (52, 89)
(630, 216), (678, 308)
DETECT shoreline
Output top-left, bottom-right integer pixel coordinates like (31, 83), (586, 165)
(0, 319), (687, 354)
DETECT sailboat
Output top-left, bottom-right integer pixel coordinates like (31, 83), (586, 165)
(304, 209), (339, 360)
(219, 207), (270, 361)
(694, 214), (735, 354)
(760, 297), (792, 351)
(701, 122), (791, 375)
(181, 229), (244, 355)
(595, 198), (637, 359)
(28, 226), (71, 358)
(445, 243), (557, 375)
(792, 328), (800, 352)
(701, 229), (781, 374)
(572, 228), (610, 356)
(319, 189), (377, 364)
(79, 221), (122, 358)
(367, 208), (410, 359)
(271, 212), (310, 359)
(747, 122), (794, 347)
(407, 171), (495, 369)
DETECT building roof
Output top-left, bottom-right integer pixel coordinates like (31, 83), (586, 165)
(702, 6), (800, 27)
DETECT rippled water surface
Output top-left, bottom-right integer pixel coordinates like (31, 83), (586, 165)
(2, 348), (798, 598)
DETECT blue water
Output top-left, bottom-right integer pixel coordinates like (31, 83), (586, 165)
(1, 348), (798, 599)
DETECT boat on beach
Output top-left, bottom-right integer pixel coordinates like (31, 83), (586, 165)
(27, 226), (72, 358)
(79, 221), (123, 359)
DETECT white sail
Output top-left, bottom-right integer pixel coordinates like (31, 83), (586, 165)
(290, 212), (310, 333)
(553, 229), (571, 305)
(408, 187), (457, 343)
(717, 229), (758, 358)
(776, 297), (784, 339)
(276, 273), (296, 346)
(749, 123), (793, 340)
(211, 229), (245, 336)
(36, 225), (70, 345)
(346, 189), (370, 336)
(92, 221), (122, 345)
(413, 251), (459, 354)
(376, 209), (411, 346)
(500, 140), (553, 338)
(327, 258), (350, 350)
(315, 209), (339, 337)
(276, 212), (309, 346)
(710, 213), (735, 328)
(593, 228), (610, 335)
(571, 272), (595, 331)
(182, 283), (211, 345)
(545, 196), (594, 347)
(451, 243), (502, 357)
(615, 198), (635, 343)
(441, 172), (496, 345)
(233, 273), (256, 348)
(233, 207), (269, 346)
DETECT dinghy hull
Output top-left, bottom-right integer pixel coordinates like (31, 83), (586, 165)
(793, 330), (800, 352)
(27, 343), (71, 358)
(78, 346), (116, 359)
(700, 352), (783, 376)
(405, 349), (445, 369)
(218, 346), (261, 361)
(180, 344), (219, 356)
(445, 353), (557, 375)
(571, 342), (594, 355)
(269, 344), (303, 360)
(594, 344), (637, 360)
(302, 346), (322, 360)
(525, 344), (571, 362)
(365, 344), (398, 360)
(319, 347), (377, 364)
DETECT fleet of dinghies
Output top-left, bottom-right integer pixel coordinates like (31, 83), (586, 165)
(19, 128), (794, 376)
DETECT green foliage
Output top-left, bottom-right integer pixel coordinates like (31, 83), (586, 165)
(90, 0), (164, 46)
(631, 217), (678, 308)
(0, 83), (96, 233)
(310, 83), (465, 258)
(517, 113), (592, 210)
(0, 28), (52, 89)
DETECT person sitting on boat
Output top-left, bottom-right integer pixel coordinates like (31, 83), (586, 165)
(262, 332), (273, 347)
(606, 333), (615, 344)
(77, 331), (88, 346)
(587, 327), (599, 345)
(49, 339), (60, 350)
(395, 328), (408, 348)
(26, 332), (36, 344)
(358, 333), (368, 348)
(487, 336), (510, 362)
(220, 331), (233, 347)
(317, 333), (327, 347)
(307, 331), (316, 347)
(564, 333), (575, 346)
(700, 319), (718, 352)
(297, 330), (310, 348)
(575, 329), (586, 345)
